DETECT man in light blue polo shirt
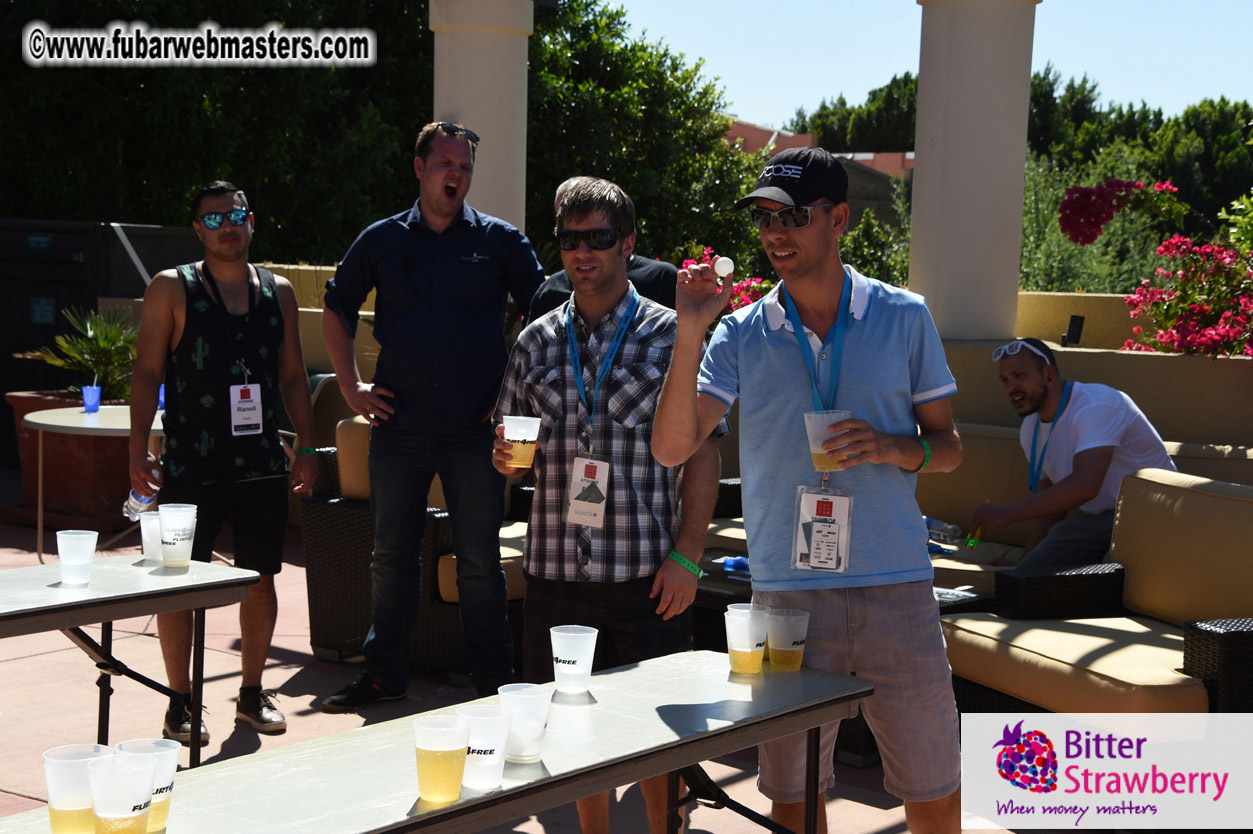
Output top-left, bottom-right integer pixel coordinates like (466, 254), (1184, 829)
(654, 147), (963, 834)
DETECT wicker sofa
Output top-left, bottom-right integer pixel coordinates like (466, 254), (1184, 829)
(940, 467), (1253, 713)
(300, 416), (526, 677)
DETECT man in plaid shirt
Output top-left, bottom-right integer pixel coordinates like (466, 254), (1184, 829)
(492, 178), (722, 834)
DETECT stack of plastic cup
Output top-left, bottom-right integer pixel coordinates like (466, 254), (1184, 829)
(158, 504), (197, 569)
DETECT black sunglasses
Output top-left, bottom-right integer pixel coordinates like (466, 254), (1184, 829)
(556, 228), (620, 251)
(197, 209), (249, 230)
(437, 122), (480, 144)
(749, 203), (836, 231)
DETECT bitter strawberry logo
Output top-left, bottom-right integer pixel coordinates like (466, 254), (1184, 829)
(994, 720), (1058, 793)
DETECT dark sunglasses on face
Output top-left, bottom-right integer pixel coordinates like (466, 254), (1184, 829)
(437, 122), (480, 144)
(749, 202), (836, 231)
(197, 209), (249, 230)
(556, 228), (620, 251)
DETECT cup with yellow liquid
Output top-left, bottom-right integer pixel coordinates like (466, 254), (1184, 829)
(802, 410), (852, 472)
(724, 604), (770, 674)
(501, 415), (541, 469)
(42, 743), (112, 834)
(115, 740), (179, 832)
(766, 608), (810, 671)
(88, 752), (156, 834)
(413, 715), (471, 805)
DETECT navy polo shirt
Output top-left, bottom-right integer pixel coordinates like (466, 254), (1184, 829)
(326, 200), (544, 434)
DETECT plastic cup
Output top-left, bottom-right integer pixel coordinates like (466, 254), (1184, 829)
(43, 743), (112, 834)
(413, 715), (470, 804)
(56, 530), (97, 587)
(115, 740), (180, 833)
(802, 409), (853, 472)
(501, 415), (541, 469)
(456, 704), (513, 790)
(88, 752), (156, 834)
(82, 386), (102, 414)
(138, 513), (162, 563)
(724, 605), (770, 674)
(767, 609), (810, 671)
(497, 683), (555, 764)
(158, 504), (197, 569)
(550, 625), (598, 694)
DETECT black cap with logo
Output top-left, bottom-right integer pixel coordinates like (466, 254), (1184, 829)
(733, 147), (850, 211)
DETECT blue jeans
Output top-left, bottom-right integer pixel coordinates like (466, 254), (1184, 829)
(364, 421), (514, 695)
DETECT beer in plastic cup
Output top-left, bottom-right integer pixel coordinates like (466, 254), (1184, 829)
(115, 740), (179, 833)
(497, 683), (555, 764)
(88, 752), (156, 834)
(802, 409), (853, 472)
(43, 743), (112, 834)
(724, 605), (770, 673)
(767, 608), (810, 671)
(138, 513), (162, 564)
(56, 530), (97, 587)
(501, 415), (541, 469)
(455, 705), (513, 790)
(157, 504), (197, 569)
(549, 625), (598, 694)
(412, 715), (470, 804)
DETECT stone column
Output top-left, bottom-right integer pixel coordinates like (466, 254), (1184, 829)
(908, 0), (1040, 339)
(429, 0), (534, 229)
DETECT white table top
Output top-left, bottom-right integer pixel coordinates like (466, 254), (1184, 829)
(0, 651), (870, 833)
(22, 405), (163, 437)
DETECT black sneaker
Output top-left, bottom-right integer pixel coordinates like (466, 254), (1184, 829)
(162, 701), (210, 746)
(236, 688), (287, 734)
(319, 673), (405, 713)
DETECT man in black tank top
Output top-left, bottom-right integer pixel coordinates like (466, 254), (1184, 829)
(129, 181), (319, 745)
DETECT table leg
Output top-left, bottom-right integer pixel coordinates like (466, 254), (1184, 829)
(190, 607), (206, 766)
(805, 725), (820, 834)
(36, 429), (45, 563)
(96, 623), (114, 745)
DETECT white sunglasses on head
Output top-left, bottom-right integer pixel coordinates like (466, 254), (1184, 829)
(992, 340), (1051, 364)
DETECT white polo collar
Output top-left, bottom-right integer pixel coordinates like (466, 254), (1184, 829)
(763, 264), (870, 333)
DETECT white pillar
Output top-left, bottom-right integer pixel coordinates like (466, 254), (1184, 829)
(429, 0), (533, 229)
(908, 0), (1040, 339)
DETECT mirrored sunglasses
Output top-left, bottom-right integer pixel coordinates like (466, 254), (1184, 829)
(197, 209), (249, 230)
(749, 203), (836, 231)
(437, 122), (480, 144)
(992, 340), (1051, 363)
(556, 228), (620, 251)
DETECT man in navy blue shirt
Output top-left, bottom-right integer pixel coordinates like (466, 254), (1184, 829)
(320, 122), (545, 707)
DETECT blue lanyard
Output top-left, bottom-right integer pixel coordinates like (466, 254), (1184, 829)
(1028, 381), (1073, 493)
(781, 271), (852, 411)
(566, 287), (640, 436)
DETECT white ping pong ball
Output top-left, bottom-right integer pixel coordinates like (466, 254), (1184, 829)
(714, 257), (735, 278)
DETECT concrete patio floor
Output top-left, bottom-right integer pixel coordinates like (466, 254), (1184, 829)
(0, 467), (1050, 833)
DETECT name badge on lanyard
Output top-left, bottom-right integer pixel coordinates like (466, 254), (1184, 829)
(566, 454), (612, 529)
(230, 360), (262, 436)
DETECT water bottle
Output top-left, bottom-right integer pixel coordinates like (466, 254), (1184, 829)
(924, 516), (964, 546)
(122, 489), (155, 521)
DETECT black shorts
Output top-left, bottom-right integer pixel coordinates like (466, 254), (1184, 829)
(158, 476), (289, 575)
(521, 573), (692, 683)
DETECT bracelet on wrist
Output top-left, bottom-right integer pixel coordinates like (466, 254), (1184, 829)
(902, 437), (931, 474)
(667, 549), (702, 578)
(297, 446), (319, 456)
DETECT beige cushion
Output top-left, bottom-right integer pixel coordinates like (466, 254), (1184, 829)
(332, 416), (445, 507)
(438, 521), (527, 603)
(1112, 468), (1253, 625)
(1166, 440), (1253, 487)
(942, 612), (1208, 712)
(706, 517), (747, 552)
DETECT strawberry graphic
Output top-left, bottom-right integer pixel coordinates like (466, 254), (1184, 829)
(993, 720), (1058, 793)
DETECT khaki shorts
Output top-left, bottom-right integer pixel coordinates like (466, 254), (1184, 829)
(755, 581), (961, 803)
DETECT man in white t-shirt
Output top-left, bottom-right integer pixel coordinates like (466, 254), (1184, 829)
(972, 338), (1176, 570)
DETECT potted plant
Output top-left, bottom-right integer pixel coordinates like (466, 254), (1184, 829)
(6, 307), (139, 522)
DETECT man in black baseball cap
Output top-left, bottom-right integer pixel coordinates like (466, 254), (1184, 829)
(653, 143), (964, 832)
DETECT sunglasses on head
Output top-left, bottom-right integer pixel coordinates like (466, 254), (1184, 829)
(197, 209), (249, 230)
(992, 340), (1052, 364)
(556, 228), (620, 251)
(437, 122), (480, 144)
(749, 203), (836, 231)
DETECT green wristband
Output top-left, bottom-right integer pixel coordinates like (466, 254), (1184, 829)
(903, 438), (931, 473)
(297, 447), (319, 456)
(667, 549), (702, 578)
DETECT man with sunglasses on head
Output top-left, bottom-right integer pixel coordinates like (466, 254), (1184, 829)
(653, 147), (963, 834)
(319, 122), (545, 710)
(493, 178), (722, 834)
(973, 337), (1175, 570)
(130, 180), (319, 743)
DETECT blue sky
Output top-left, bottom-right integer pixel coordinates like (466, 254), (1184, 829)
(615, 0), (1253, 129)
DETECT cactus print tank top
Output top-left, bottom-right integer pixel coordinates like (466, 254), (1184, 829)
(161, 262), (288, 485)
